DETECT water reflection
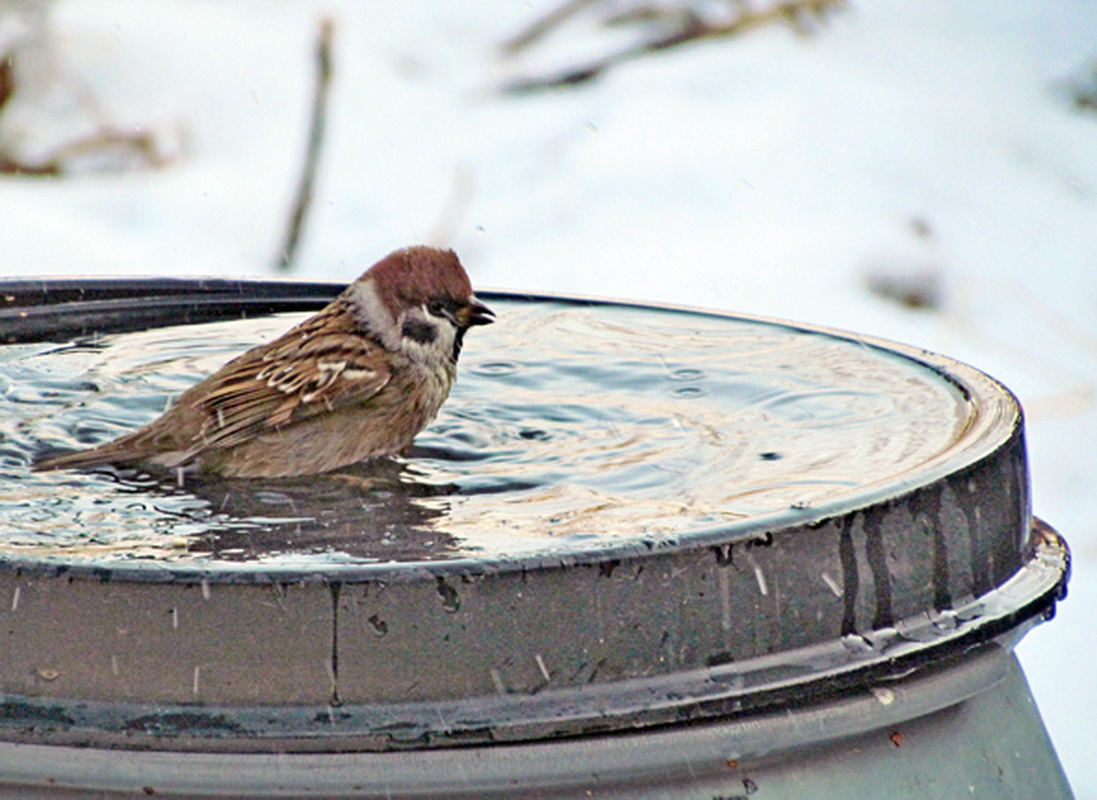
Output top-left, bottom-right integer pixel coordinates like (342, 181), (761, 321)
(171, 458), (458, 562)
(0, 300), (971, 566)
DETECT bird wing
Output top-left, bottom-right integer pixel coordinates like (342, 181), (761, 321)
(178, 301), (392, 455)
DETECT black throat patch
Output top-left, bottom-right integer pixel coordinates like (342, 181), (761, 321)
(402, 319), (438, 346)
(453, 327), (468, 361)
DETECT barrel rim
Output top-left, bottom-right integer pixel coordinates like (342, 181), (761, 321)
(0, 520), (1068, 753)
(1, 276), (1022, 584)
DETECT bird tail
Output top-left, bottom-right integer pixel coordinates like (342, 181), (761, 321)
(31, 444), (130, 472)
(32, 429), (195, 472)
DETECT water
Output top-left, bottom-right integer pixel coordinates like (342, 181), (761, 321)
(0, 299), (971, 568)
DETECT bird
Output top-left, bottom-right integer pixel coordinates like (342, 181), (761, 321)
(32, 245), (494, 478)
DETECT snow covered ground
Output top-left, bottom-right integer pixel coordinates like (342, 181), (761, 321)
(2, 0), (1096, 793)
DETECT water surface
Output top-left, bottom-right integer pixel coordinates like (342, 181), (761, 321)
(0, 299), (970, 567)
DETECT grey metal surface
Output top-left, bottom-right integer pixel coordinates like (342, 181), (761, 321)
(0, 280), (1073, 795)
(0, 650), (1069, 798)
(0, 289), (1031, 701)
(0, 519), (1070, 752)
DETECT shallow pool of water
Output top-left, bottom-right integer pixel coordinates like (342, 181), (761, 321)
(0, 298), (971, 567)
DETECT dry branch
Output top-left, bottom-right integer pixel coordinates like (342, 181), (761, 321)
(0, 49), (173, 176)
(501, 0), (846, 94)
(275, 17), (335, 271)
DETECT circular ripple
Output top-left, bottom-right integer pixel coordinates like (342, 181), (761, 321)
(0, 300), (971, 566)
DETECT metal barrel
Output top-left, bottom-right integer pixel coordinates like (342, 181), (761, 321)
(0, 279), (1072, 798)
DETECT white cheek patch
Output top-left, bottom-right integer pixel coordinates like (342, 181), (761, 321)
(347, 280), (401, 351)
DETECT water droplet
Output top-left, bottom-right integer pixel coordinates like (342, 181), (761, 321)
(871, 687), (895, 705)
(841, 634), (873, 654)
(672, 385), (706, 399)
(472, 361), (519, 377)
(932, 609), (959, 631)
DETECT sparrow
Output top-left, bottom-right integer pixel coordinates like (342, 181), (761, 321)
(32, 246), (494, 478)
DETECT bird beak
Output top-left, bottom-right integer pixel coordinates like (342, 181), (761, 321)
(459, 298), (495, 327)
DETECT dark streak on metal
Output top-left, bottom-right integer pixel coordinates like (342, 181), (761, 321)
(838, 517), (858, 636)
(963, 477), (991, 598)
(328, 581), (343, 707)
(911, 489), (951, 611)
(863, 512), (893, 629)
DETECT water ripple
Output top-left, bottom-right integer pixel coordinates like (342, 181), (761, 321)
(0, 300), (970, 566)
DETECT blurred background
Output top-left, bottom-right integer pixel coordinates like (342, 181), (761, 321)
(2, 0), (1095, 792)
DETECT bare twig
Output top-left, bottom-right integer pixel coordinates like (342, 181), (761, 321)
(276, 17), (335, 271)
(501, 0), (603, 55)
(1067, 62), (1097, 113)
(0, 24), (175, 176)
(0, 56), (15, 113)
(425, 164), (475, 247)
(501, 0), (846, 94)
(0, 127), (172, 176)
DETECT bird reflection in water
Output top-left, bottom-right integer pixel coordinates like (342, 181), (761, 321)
(102, 455), (462, 563)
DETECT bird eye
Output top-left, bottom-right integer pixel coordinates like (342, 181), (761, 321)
(427, 301), (447, 317)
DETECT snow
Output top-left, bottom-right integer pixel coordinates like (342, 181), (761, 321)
(3, 0), (1096, 792)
